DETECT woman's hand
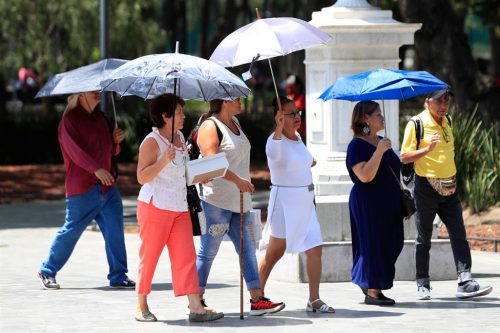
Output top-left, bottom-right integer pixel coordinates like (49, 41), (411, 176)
(94, 168), (115, 186)
(275, 110), (284, 130)
(113, 128), (125, 144)
(160, 144), (176, 166)
(235, 177), (255, 193)
(376, 137), (392, 154)
(311, 157), (317, 167)
(273, 110), (284, 140)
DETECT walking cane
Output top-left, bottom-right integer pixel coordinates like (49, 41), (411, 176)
(239, 191), (244, 320)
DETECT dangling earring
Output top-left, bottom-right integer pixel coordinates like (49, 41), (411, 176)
(362, 123), (371, 135)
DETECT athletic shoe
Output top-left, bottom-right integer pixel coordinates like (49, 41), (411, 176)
(110, 277), (136, 289)
(249, 296), (285, 316)
(456, 280), (493, 299)
(37, 272), (60, 290)
(416, 284), (431, 300)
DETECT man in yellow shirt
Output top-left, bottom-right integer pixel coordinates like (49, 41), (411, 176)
(401, 88), (492, 300)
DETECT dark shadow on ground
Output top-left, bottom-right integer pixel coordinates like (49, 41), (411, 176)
(163, 314), (312, 327)
(394, 299), (500, 309)
(89, 282), (234, 292)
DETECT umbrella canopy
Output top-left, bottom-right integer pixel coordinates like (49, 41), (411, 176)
(100, 53), (251, 101)
(209, 17), (331, 67)
(35, 58), (128, 98)
(318, 69), (449, 102)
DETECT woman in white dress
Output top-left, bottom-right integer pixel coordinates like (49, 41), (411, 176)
(258, 96), (335, 313)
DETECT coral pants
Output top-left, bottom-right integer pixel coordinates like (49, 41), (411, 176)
(136, 201), (199, 296)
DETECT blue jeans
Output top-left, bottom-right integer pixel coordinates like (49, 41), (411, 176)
(196, 200), (261, 294)
(39, 184), (128, 284)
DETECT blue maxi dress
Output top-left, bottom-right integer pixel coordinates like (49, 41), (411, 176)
(346, 137), (404, 290)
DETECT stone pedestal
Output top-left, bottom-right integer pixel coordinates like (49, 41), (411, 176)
(266, 1), (456, 282)
(260, 239), (455, 283)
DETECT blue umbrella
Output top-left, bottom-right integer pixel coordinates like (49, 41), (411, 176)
(318, 68), (448, 102)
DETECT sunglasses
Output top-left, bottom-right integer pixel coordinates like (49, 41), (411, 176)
(441, 126), (450, 143)
(284, 110), (302, 118)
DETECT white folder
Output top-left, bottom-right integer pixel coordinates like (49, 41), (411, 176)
(186, 152), (229, 186)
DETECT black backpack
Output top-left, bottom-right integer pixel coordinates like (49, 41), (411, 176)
(401, 114), (452, 185)
(185, 114), (224, 236)
(186, 114), (223, 161)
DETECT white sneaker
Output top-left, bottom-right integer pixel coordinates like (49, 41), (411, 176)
(416, 284), (431, 300)
(456, 280), (493, 299)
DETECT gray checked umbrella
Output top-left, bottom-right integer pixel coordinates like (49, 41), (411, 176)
(35, 58), (128, 98)
(100, 52), (251, 101)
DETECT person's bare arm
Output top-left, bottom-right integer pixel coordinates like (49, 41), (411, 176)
(401, 132), (440, 164)
(351, 138), (391, 183)
(136, 138), (175, 185)
(197, 120), (255, 193)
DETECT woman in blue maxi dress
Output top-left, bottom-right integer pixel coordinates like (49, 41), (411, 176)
(346, 101), (404, 306)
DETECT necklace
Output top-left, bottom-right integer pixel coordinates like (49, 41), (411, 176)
(153, 130), (187, 166)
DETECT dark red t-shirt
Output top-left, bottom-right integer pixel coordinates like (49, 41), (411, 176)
(58, 105), (118, 197)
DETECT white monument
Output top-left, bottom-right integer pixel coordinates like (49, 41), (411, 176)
(266, 0), (456, 282)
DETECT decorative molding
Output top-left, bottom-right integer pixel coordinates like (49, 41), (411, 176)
(332, 0), (374, 8)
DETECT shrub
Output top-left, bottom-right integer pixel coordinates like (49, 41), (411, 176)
(450, 106), (499, 213)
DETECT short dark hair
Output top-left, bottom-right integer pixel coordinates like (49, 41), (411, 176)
(272, 96), (294, 115)
(148, 94), (185, 128)
(351, 101), (380, 136)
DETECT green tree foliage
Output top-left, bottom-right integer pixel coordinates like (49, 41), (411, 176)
(0, 0), (167, 79)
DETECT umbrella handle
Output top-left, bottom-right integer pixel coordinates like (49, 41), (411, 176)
(239, 191), (244, 320)
(255, 8), (262, 20)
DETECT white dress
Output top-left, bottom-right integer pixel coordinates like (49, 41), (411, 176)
(260, 132), (323, 253)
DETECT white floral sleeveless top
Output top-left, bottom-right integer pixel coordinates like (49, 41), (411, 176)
(137, 128), (189, 212)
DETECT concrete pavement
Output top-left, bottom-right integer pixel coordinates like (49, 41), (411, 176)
(1, 199), (500, 333)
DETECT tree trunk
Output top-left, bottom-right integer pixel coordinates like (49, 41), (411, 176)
(490, 26), (500, 86)
(398, 0), (483, 114)
(200, 0), (211, 59)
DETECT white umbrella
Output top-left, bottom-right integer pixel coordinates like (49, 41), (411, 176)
(209, 14), (331, 111)
(210, 17), (331, 67)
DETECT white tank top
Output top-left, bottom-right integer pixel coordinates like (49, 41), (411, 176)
(200, 116), (252, 213)
(137, 128), (189, 212)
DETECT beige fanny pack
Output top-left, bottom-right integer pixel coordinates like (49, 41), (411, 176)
(427, 176), (457, 196)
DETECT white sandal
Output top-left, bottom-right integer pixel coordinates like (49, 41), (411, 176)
(306, 299), (335, 313)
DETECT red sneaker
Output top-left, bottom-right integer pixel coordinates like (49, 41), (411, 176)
(249, 296), (285, 316)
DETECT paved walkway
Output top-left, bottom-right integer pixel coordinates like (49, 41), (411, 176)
(1, 200), (499, 333)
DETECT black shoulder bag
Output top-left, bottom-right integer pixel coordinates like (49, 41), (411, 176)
(389, 166), (416, 219)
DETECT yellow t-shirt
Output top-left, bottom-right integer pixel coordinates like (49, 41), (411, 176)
(400, 109), (456, 178)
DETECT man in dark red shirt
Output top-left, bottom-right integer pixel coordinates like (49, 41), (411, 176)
(37, 91), (135, 289)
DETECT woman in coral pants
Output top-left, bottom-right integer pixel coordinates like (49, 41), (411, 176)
(135, 94), (223, 323)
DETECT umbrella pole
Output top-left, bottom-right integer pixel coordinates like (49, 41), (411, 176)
(258, 8), (283, 113)
(109, 92), (118, 128)
(382, 100), (387, 137)
(267, 58), (283, 113)
(239, 191), (244, 320)
(172, 41), (180, 143)
(171, 78), (177, 143)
